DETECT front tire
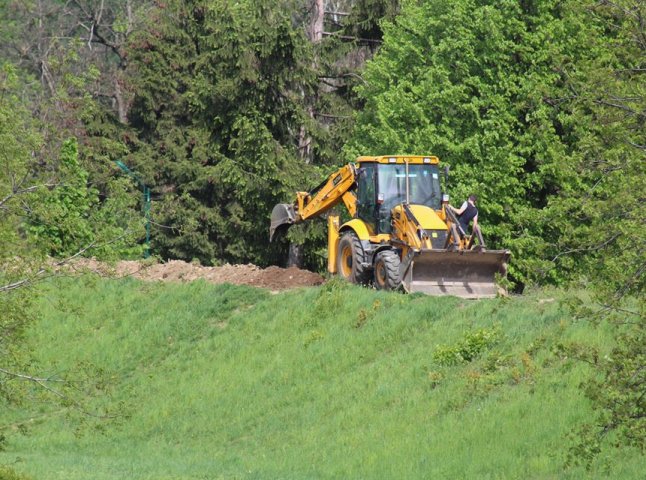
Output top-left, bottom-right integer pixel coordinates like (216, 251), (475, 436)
(373, 250), (402, 290)
(337, 232), (370, 285)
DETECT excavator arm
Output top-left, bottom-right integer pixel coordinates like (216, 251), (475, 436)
(269, 163), (358, 241)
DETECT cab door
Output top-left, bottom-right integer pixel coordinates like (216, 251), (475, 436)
(356, 164), (377, 234)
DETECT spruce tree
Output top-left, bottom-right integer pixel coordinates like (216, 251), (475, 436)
(126, 0), (319, 265)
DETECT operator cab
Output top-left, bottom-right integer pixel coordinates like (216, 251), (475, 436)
(356, 156), (443, 234)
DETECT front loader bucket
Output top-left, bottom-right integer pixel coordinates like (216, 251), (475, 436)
(270, 203), (298, 242)
(403, 249), (511, 299)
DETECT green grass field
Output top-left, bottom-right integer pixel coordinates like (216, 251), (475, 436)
(1, 276), (643, 479)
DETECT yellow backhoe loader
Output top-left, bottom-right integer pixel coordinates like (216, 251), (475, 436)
(270, 155), (510, 298)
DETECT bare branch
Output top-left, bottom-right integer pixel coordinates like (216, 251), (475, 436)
(95, 0), (105, 27)
(126, 0), (134, 36)
(313, 112), (352, 119)
(0, 367), (118, 419)
(324, 10), (350, 17)
(0, 182), (59, 209)
(0, 241), (97, 293)
(322, 31), (382, 44)
(627, 140), (646, 150)
(595, 98), (645, 117)
(319, 72), (366, 84)
(0, 368), (65, 384)
(88, 21), (94, 50)
(550, 233), (621, 263)
(596, 1), (642, 21)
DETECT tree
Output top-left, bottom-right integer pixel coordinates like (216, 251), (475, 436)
(0, 0), (154, 237)
(124, 0), (321, 265)
(551, 0), (645, 465)
(1, 61), (137, 432)
(347, 1), (644, 462)
(0, 62), (45, 411)
(0, 0), (151, 124)
(346, 0), (612, 287)
(26, 138), (143, 259)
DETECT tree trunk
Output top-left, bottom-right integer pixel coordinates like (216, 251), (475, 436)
(287, 243), (304, 268)
(298, 0), (325, 163)
(308, 0), (324, 43)
(114, 74), (128, 124)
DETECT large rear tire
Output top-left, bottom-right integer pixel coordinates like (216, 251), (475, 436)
(373, 250), (402, 291)
(337, 232), (370, 285)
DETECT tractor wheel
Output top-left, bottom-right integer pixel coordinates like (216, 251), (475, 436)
(337, 231), (370, 285)
(373, 250), (402, 291)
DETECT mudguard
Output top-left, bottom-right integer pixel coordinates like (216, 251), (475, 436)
(339, 219), (371, 240)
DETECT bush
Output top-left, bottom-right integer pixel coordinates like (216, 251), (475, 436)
(433, 326), (501, 366)
(0, 466), (31, 480)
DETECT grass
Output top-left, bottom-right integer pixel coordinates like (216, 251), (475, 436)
(1, 276), (643, 479)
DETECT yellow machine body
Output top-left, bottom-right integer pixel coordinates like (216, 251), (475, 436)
(271, 155), (510, 298)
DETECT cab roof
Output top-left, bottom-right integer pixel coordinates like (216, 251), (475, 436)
(356, 155), (440, 165)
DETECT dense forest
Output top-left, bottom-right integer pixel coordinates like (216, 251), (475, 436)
(1, 0), (643, 474)
(1, 0), (643, 280)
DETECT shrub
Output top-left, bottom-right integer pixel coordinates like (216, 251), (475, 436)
(433, 326), (501, 366)
(0, 466), (31, 480)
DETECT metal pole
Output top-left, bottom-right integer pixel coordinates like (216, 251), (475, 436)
(114, 160), (151, 258)
(144, 186), (151, 258)
(405, 159), (410, 204)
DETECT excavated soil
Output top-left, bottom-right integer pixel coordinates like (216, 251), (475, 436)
(65, 259), (325, 291)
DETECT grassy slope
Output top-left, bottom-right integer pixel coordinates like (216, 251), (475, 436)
(1, 277), (643, 479)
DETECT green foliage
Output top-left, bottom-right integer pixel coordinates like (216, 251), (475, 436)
(0, 1), (146, 258)
(0, 61), (141, 454)
(26, 138), (143, 259)
(548, 0), (645, 465)
(0, 63), (43, 260)
(344, 0), (637, 290)
(27, 139), (95, 256)
(126, 0), (319, 265)
(344, 0), (400, 41)
(542, 0), (645, 295)
(0, 62), (46, 409)
(0, 465), (32, 480)
(0, 289), (32, 406)
(433, 325), (501, 365)
(566, 323), (645, 469)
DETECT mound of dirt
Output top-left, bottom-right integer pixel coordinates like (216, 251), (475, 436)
(66, 259), (325, 291)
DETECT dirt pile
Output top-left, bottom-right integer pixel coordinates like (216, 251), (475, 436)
(67, 259), (325, 291)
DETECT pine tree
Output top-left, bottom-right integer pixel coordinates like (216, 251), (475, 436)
(126, 0), (321, 265)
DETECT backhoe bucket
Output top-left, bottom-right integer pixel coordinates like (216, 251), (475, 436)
(403, 249), (511, 299)
(270, 203), (298, 242)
